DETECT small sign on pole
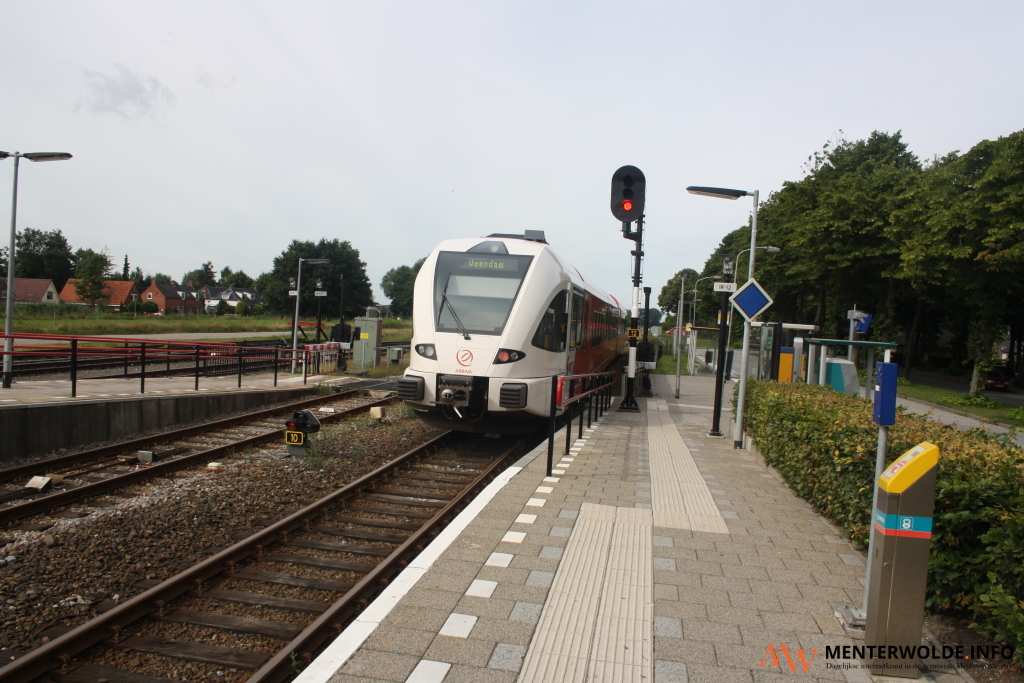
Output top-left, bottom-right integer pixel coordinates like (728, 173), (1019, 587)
(314, 291), (327, 297)
(713, 282), (737, 293)
(288, 290), (298, 296)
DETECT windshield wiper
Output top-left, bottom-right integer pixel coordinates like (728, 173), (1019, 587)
(438, 279), (471, 340)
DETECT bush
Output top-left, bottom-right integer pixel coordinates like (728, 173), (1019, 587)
(253, 304), (264, 316)
(745, 381), (1024, 664)
(235, 304), (248, 316)
(216, 300), (230, 316)
(141, 301), (158, 314)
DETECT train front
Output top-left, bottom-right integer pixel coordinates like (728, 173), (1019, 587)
(396, 234), (566, 434)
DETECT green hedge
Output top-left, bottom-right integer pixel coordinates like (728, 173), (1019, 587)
(744, 381), (1024, 663)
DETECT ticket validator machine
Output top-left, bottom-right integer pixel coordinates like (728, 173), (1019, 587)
(864, 441), (939, 677)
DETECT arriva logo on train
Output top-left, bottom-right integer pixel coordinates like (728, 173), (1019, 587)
(456, 349), (474, 366)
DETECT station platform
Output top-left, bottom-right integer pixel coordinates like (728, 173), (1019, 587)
(0, 371), (354, 406)
(291, 374), (967, 683)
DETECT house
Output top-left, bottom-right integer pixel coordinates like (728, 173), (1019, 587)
(58, 279), (143, 309)
(0, 278), (61, 304)
(200, 285), (262, 313)
(139, 279), (203, 314)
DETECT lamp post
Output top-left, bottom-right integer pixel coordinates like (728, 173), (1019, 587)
(687, 185), (759, 449)
(291, 258), (330, 373)
(2, 151), (73, 388)
(732, 246), (779, 283)
(689, 275), (721, 327)
(709, 256), (734, 436)
(674, 271), (686, 399)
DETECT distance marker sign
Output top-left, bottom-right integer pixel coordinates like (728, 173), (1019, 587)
(729, 279), (773, 321)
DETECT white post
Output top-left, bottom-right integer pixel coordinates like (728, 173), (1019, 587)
(2, 155), (20, 389)
(290, 259), (304, 373)
(731, 190), (758, 449)
(675, 274), (685, 398)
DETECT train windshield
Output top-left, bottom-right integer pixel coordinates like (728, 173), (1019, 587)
(434, 251), (534, 336)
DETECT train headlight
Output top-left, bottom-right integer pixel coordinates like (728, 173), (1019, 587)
(415, 344), (437, 360)
(494, 349), (526, 364)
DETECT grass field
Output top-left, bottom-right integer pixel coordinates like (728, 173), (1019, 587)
(897, 381), (1024, 428)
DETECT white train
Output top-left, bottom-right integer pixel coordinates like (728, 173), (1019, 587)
(397, 231), (625, 434)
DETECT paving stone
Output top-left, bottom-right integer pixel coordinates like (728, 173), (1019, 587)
(487, 642), (528, 672)
(654, 557), (677, 571)
(525, 569), (555, 587)
(654, 659), (689, 683)
(557, 509), (579, 519)
(340, 650), (421, 681)
(508, 601), (543, 623)
(538, 545), (563, 559)
(654, 615), (683, 637)
(653, 535), (675, 547)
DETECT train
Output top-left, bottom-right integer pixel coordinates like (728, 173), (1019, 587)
(396, 231), (626, 434)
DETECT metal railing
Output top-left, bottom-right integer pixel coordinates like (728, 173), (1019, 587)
(546, 371), (617, 476)
(0, 333), (344, 396)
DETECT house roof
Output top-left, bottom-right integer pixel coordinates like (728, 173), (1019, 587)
(0, 278), (57, 302)
(59, 279), (139, 305)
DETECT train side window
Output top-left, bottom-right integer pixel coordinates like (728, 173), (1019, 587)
(568, 290), (584, 350)
(531, 290), (568, 352)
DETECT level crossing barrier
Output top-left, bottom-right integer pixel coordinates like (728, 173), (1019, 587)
(546, 371), (617, 476)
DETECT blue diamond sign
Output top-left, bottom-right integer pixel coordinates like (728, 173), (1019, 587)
(730, 278), (773, 321)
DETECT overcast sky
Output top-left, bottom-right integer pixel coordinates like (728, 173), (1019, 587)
(3, 1), (1022, 308)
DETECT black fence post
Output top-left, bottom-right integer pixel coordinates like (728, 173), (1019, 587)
(123, 341), (129, 378)
(274, 347), (279, 387)
(547, 375), (558, 477)
(165, 344), (171, 376)
(140, 342), (146, 394)
(70, 339), (78, 398)
(194, 346), (200, 391)
(565, 379), (575, 455)
(303, 350), (308, 385)
(237, 346), (243, 388)
(578, 383), (585, 440)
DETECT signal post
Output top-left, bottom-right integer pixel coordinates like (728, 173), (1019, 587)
(611, 165), (646, 412)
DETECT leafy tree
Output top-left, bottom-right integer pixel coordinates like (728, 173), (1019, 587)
(644, 307), (663, 326)
(259, 238), (373, 318)
(216, 300), (230, 316)
(380, 257), (426, 318)
(218, 266), (255, 288)
(182, 261), (217, 288)
(131, 267), (146, 283)
(657, 268), (699, 316)
(12, 228), (76, 290)
(73, 248), (112, 309)
(146, 272), (173, 284)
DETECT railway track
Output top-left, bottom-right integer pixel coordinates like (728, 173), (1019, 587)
(0, 383), (398, 527)
(0, 430), (532, 683)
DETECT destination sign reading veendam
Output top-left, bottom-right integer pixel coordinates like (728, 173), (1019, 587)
(459, 257), (519, 271)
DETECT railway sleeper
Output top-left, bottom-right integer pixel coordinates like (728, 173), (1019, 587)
(54, 662), (186, 683)
(362, 493), (446, 508)
(158, 609), (301, 640)
(313, 525), (411, 543)
(346, 503), (433, 519)
(117, 635), (269, 670)
(286, 538), (394, 557)
(372, 486), (456, 500)
(198, 588), (329, 614)
(229, 569), (352, 593)
(265, 551), (375, 573)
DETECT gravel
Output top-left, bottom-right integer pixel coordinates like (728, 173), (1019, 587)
(0, 402), (442, 653)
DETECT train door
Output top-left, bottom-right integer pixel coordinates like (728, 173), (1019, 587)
(566, 285), (585, 374)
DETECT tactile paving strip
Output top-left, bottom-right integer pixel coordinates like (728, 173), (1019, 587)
(647, 399), (729, 533)
(518, 504), (653, 682)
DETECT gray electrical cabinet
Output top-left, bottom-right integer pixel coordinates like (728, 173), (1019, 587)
(353, 315), (382, 368)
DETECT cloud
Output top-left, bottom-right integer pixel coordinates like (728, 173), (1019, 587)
(77, 64), (175, 121)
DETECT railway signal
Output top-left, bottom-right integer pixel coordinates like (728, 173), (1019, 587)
(285, 409), (321, 457)
(610, 165), (646, 225)
(611, 165), (646, 412)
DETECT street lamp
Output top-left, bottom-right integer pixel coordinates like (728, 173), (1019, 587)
(732, 246), (779, 283)
(688, 275), (720, 327)
(291, 258), (330, 372)
(2, 151), (73, 388)
(687, 185), (759, 449)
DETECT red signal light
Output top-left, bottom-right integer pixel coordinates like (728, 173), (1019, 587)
(622, 199), (633, 212)
(286, 420), (297, 431)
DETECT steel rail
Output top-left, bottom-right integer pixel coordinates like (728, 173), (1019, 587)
(249, 437), (520, 682)
(0, 395), (394, 524)
(0, 431), (458, 683)
(0, 388), (372, 485)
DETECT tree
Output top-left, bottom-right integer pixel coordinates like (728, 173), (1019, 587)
(182, 261), (217, 288)
(259, 238), (374, 318)
(13, 228), (76, 290)
(74, 248), (112, 309)
(644, 307), (663, 326)
(218, 266), (255, 288)
(380, 257), (426, 318)
(657, 268), (699, 316)
(147, 272), (173, 284)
